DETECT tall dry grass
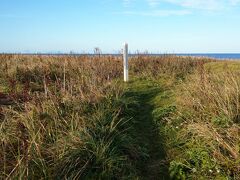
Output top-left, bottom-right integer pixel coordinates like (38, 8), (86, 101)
(0, 54), (132, 179)
(0, 54), (213, 179)
(169, 65), (240, 179)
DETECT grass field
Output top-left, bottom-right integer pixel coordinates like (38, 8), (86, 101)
(0, 54), (240, 179)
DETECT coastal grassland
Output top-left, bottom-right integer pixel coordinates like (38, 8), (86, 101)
(1, 54), (239, 179)
(161, 61), (240, 179)
(0, 55), (137, 179)
(125, 59), (240, 179)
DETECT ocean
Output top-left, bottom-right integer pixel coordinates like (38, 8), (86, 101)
(176, 53), (240, 60)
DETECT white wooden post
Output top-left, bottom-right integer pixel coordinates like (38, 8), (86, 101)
(123, 43), (129, 82)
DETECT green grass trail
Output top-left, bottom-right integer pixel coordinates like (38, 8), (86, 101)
(125, 77), (174, 179)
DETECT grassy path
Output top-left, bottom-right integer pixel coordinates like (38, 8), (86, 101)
(125, 78), (171, 179)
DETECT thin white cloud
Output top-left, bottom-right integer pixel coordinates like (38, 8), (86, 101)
(164, 0), (224, 10)
(123, 9), (191, 16)
(120, 0), (240, 17)
(230, 0), (240, 5)
(147, 0), (240, 10)
(122, 0), (134, 7)
(147, 0), (161, 7)
(123, 0), (240, 10)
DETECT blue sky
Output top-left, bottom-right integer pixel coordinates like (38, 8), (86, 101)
(0, 0), (240, 53)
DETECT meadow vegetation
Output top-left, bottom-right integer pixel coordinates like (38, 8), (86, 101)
(0, 54), (239, 179)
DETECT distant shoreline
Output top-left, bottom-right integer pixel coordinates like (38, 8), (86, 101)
(1, 53), (240, 60)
